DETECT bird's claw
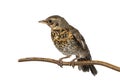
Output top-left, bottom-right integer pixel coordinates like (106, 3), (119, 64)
(70, 61), (75, 68)
(57, 60), (63, 68)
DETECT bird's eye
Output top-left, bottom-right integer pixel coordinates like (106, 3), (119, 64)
(48, 20), (52, 23)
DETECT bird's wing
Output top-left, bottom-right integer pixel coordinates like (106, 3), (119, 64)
(69, 25), (87, 50)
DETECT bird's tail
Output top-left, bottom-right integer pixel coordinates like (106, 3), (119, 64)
(77, 54), (97, 76)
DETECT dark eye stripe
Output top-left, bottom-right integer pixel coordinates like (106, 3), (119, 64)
(55, 23), (59, 26)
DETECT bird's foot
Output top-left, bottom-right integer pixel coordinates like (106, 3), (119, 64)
(70, 61), (75, 68)
(57, 59), (63, 68)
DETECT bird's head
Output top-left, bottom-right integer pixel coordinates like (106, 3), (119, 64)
(39, 15), (69, 30)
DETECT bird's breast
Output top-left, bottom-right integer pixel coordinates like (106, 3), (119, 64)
(51, 29), (79, 55)
(51, 28), (73, 42)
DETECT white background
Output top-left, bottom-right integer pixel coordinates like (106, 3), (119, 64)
(0, 0), (120, 82)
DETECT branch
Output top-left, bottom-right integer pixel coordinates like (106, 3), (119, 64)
(18, 57), (120, 72)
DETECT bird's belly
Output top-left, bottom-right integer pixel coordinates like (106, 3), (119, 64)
(54, 39), (79, 55)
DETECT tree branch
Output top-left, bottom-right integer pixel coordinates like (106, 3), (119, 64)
(18, 57), (120, 72)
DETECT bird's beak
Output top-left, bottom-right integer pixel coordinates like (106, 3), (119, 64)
(38, 20), (47, 24)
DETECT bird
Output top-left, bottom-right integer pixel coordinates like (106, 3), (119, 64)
(38, 15), (97, 76)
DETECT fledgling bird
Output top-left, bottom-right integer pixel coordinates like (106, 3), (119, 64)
(39, 15), (97, 76)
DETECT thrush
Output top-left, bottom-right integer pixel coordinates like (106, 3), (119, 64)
(39, 15), (97, 75)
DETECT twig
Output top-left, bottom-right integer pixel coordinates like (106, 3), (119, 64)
(18, 57), (120, 72)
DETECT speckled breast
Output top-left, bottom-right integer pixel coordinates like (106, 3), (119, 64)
(51, 28), (79, 55)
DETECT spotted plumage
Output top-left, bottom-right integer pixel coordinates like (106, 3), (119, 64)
(39, 15), (97, 76)
(51, 28), (79, 55)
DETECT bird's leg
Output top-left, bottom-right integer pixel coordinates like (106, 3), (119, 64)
(70, 57), (80, 68)
(58, 55), (71, 68)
